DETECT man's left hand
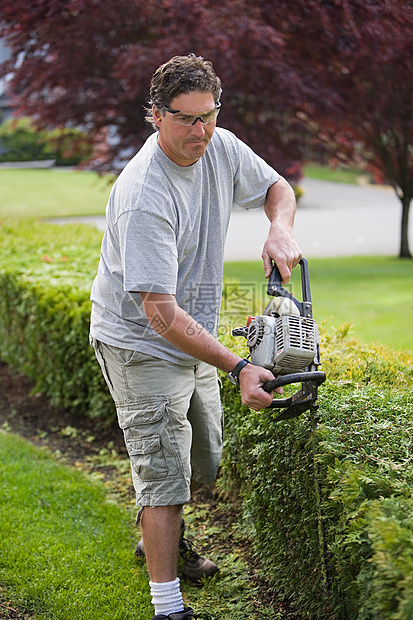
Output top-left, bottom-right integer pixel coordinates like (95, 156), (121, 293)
(262, 223), (302, 283)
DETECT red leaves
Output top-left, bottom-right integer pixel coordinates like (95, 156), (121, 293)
(1, 0), (412, 205)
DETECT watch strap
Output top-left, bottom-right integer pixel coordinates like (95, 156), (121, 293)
(227, 358), (251, 384)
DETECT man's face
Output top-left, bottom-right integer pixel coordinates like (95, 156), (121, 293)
(153, 91), (217, 167)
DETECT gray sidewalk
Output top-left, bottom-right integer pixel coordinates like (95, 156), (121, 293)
(224, 178), (409, 260)
(53, 178), (412, 261)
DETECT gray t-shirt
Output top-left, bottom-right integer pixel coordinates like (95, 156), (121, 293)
(90, 127), (278, 365)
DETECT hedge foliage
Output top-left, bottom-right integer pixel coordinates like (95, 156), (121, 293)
(1, 218), (413, 619)
(0, 218), (114, 421)
(219, 327), (413, 619)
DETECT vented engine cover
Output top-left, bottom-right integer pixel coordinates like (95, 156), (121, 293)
(247, 315), (318, 375)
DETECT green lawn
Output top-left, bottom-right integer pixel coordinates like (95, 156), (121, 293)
(302, 163), (367, 184)
(0, 430), (274, 619)
(223, 257), (413, 356)
(0, 164), (365, 219)
(0, 431), (152, 620)
(0, 169), (113, 217)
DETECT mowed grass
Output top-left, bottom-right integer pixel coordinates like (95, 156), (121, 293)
(0, 163), (363, 219)
(302, 163), (367, 185)
(0, 431), (152, 620)
(0, 429), (276, 620)
(0, 169), (113, 218)
(223, 256), (413, 356)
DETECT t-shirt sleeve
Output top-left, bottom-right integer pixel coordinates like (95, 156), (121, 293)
(117, 208), (178, 294)
(232, 137), (279, 210)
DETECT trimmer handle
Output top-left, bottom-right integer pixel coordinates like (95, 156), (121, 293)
(267, 262), (285, 296)
(267, 258), (313, 317)
(262, 371), (326, 393)
(262, 370), (326, 420)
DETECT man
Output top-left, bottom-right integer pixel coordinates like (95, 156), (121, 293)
(90, 54), (302, 620)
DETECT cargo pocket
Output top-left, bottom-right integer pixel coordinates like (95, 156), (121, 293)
(117, 396), (177, 481)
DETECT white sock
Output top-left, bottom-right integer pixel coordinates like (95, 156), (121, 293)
(149, 578), (184, 616)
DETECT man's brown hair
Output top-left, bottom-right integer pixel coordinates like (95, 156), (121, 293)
(146, 54), (222, 129)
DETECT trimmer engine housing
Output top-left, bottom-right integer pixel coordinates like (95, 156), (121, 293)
(232, 257), (326, 421)
(247, 314), (319, 375)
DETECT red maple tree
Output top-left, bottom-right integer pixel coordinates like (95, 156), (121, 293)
(0, 0), (307, 183)
(1, 0), (412, 256)
(261, 0), (413, 257)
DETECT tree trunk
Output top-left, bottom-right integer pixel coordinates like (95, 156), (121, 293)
(399, 193), (412, 258)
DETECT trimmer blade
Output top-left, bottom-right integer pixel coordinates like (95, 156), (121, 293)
(273, 400), (316, 421)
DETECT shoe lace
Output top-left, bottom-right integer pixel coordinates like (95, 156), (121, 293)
(179, 535), (200, 564)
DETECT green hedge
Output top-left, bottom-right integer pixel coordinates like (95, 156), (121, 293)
(219, 328), (413, 619)
(1, 219), (413, 619)
(0, 218), (114, 421)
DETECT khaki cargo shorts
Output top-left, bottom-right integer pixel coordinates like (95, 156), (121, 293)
(90, 338), (224, 507)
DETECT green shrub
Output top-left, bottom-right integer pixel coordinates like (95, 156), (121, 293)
(0, 218), (114, 421)
(218, 326), (413, 619)
(0, 117), (93, 165)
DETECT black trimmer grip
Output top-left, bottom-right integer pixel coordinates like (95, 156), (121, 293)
(267, 263), (285, 296)
(262, 371), (326, 393)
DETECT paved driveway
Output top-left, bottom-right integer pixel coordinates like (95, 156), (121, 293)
(55, 178), (411, 261)
(224, 178), (409, 261)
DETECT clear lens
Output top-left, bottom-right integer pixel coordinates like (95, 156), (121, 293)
(165, 104), (221, 126)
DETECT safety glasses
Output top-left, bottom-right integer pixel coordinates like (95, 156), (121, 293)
(163, 102), (221, 126)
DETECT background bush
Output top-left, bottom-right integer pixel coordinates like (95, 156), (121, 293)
(1, 218), (412, 619)
(0, 117), (93, 165)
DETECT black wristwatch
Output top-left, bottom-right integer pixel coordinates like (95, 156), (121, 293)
(227, 359), (251, 385)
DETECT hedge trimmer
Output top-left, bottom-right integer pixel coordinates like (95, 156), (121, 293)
(232, 257), (326, 421)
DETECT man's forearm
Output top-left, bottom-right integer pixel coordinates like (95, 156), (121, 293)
(262, 177), (302, 282)
(264, 176), (296, 226)
(140, 292), (240, 373)
(140, 291), (278, 410)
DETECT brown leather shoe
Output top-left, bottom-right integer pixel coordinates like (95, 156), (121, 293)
(135, 517), (219, 580)
(177, 526), (219, 580)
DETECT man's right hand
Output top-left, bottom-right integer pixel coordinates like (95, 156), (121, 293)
(238, 363), (280, 411)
